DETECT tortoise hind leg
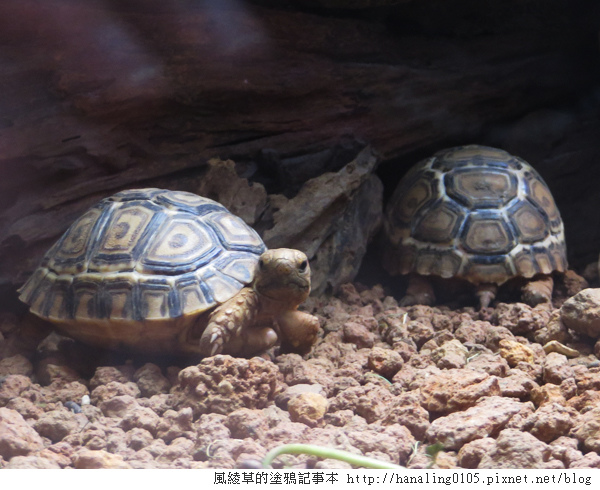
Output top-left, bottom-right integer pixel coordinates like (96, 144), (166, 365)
(399, 274), (435, 306)
(476, 283), (498, 309)
(521, 274), (553, 306)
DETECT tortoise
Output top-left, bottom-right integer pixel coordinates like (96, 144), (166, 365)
(18, 188), (320, 357)
(383, 145), (567, 308)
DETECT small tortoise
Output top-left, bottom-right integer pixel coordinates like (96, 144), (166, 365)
(19, 188), (319, 356)
(383, 145), (567, 308)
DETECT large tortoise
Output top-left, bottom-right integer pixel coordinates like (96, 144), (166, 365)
(383, 145), (567, 308)
(19, 188), (319, 356)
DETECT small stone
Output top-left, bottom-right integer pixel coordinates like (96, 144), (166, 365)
(523, 403), (579, 443)
(274, 383), (326, 410)
(543, 340), (580, 358)
(531, 384), (566, 407)
(134, 363), (171, 398)
(99, 395), (140, 418)
(571, 407), (600, 452)
(430, 339), (468, 369)
(33, 409), (81, 443)
(561, 288), (600, 338)
(425, 396), (530, 450)
(342, 321), (376, 348)
(367, 347), (404, 379)
(287, 393), (328, 427)
(0, 355), (33, 377)
(73, 448), (132, 469)
(457, 438), (496, 469)
(478, 429), (551, 468)
(0, 407), (45, 459)
(543, 352), (574, 385)
(498, 339), (535, 367)
(4, 456), (60, 469)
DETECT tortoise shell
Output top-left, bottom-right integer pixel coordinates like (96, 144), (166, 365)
(384, 145), (567, 285)
(19, 189), (266, 325)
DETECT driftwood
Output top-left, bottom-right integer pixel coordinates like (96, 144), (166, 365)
(0, 0), (598, 299)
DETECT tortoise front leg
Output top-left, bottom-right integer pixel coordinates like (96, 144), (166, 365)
(275, 309), (320, 355)
(521, 274), (554, 306)
(198, 287), (277, 357)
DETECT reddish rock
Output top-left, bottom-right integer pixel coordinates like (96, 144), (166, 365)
(0, 407), (45, 459)
(155, 437), (194, 464)
(497, 369), (539, 399)
(342, 321), (376, 348)
(155, 408), (195, 443)
(287, 393), (328, 427)
(125, 428), (154, 451)
(533, 309), (570, 345)
(498, 339), (535, 367)
(99, 394), (140, 418)
(119, 406), (161, 436)
(381, 392), (430, 440)
(345, 423), (415, 466)
(367, 347), (404, 379)
(561, 289), (600, 338)
(426, 396), (531, 450)
(4, 455), (60, 468)
(571, 407), (600, 452)
(465, 352), (510, 377)
(172, 356), (279, 418)
(454, 321), (488, 345)
(567, 390), (600, 413)
(5, 397), (44, 420)
(89, 366), (132, 389)
(484, 326), (515, 351)
(523, 403), (579, 442)
(531, 383), (567, 407)
(570, 452), (600, 469)
(274, 383), (327, 410)
(574, 367), (600, 391)
(42, 380), (89, 405)
(328, 384), (393, 423)
(493, 303), (551, 335)
(33, 409), (82, 443)
(478, 429), (552, 468)
(406, 319), (436, 348)
(0, 375), (33, 407)
(73, 448), (132, 469)
(0, 354), (33, 377)
(134, 363), (171, 398)
(430, 339), (468, 369)
(543, 352), (575, 385)
(457, 437), (496, 469)
(418, 369), (501, 414)
(91, 381), (140, 405)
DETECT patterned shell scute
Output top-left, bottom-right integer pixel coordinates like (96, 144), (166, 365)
(19, 188), (266, 322)
(385, 145), (567, 285)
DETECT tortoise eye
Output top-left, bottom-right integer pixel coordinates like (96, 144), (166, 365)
(258, 259), (265, 270)
(298, 260), (308, 272)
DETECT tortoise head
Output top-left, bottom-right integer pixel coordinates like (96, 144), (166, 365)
(253, 248), (311, 307)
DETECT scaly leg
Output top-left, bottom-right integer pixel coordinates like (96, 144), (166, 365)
(399, 274), (435, 306)
(199, 287), (276, 357)
(521, 275), (553, 306)
(476, 283), (498, 309)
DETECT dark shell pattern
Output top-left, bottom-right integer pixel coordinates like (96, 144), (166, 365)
(19, 189), (266, 322)
(385, 145), (567, 285)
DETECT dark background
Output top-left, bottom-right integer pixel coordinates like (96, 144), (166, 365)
(1, 0), (599, 308)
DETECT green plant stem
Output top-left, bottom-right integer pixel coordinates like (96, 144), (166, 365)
(262, 443), (405, 469)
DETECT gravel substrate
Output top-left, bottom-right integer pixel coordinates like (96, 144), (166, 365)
(1, 278), (600, 469)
